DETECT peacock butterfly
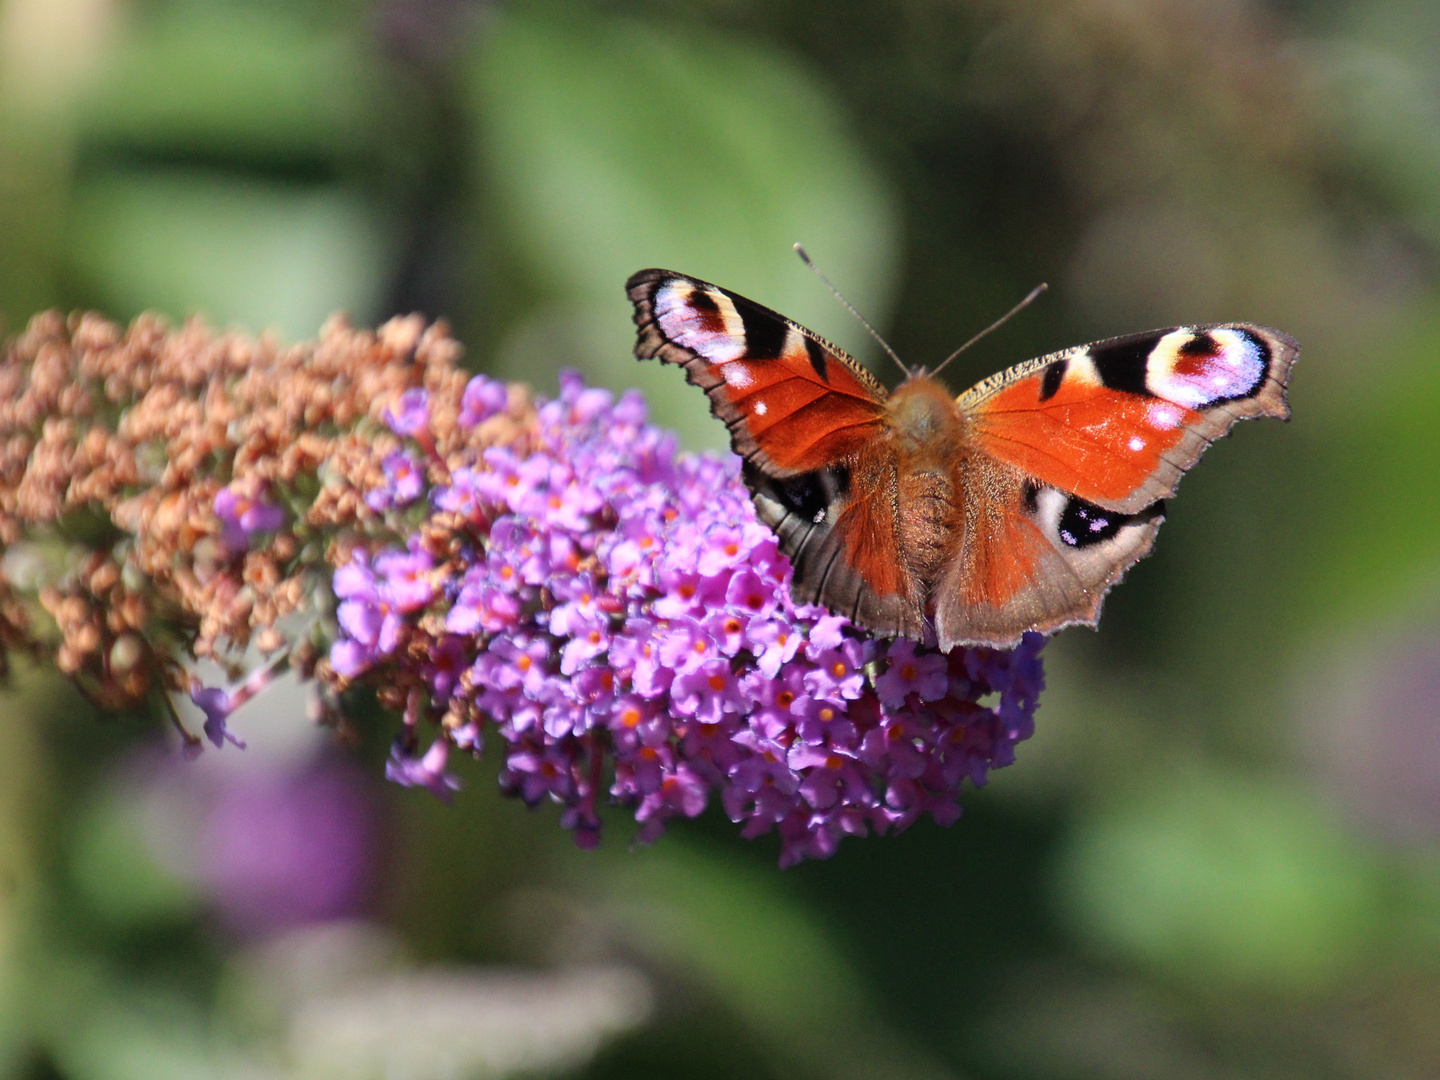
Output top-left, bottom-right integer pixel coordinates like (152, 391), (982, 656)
(627, 268), (1298, 650)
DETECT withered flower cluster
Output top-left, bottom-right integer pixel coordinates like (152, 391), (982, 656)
(0, 310), (527, 711)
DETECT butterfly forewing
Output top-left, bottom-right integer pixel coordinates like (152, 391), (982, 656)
(628, 270), (888, 477)
(960, 323), (1299, 514)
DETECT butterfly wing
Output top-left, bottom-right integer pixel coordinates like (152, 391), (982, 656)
(628, 269), (890, 475)
(627, 269), (925, 638)
(933, 323), (1297, 649)
(933, 460), (1165, 649)
(960, 324), (1299, 514)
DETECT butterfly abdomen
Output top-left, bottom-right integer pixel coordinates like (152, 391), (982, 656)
(881, 376), (970, 584)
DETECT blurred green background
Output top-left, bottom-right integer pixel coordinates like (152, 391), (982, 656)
(3, 0), (1440, 1077)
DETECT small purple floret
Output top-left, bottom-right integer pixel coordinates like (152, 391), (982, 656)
(366, 450), (425, 512)
(384, 388), (430, 438)
(386, 739), (461, 802)
(214, 485), (284, 549)
(189, 678), (247, 749)
(459, 375), (508, 428)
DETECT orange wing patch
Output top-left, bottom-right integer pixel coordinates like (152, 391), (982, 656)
(933, 462), (1166, 651)
(833, 463), (907, 600)
(975, 374), (1196, 508)
(955, 494), (1049, 610)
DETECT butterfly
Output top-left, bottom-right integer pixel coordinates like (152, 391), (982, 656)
(627, 268), (1298, 650)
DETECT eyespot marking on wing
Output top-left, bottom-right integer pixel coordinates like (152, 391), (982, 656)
(653, 284), (746, 365)
(1146, 327), (1268, 408)
(763, 465), (851, 528)
(1030, 487), (1162, 550)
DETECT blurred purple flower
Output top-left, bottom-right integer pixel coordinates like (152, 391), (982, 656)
(386, 738), (462, 802)
(459, 374), (509, 428)
(376, 544), (436, 613)
(188, 661), (284, 751)
(366, 450), (426, 512)
(196, 757), (377, 936)
(189, 679), (247, 750)
(333, 370), (1046, 866)
(874, 639), (950, 708)
(384, 388), (430, 438)
(331, 553), (403, 677)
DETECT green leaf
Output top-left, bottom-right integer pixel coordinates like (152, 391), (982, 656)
(48, 994), (260, 1080)
(1302, 316), (1440, 625)
(470, 5), (901, 446)
(588, 840), (957, 1080)
(1054, 768), (1386, 993)
(66, 169), (393, 338)
(78, 9), (375, 166)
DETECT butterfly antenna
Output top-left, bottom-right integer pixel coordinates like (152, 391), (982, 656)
(794, 243), (911, 378)
(931, 282), (1049, 378)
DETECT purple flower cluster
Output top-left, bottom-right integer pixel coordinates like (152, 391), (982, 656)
(330, 372), (1045, 866)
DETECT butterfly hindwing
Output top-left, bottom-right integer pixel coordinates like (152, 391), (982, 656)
(933, 457), (1165, 649)
(628, 270), (888, 477)
(745, 451), (927, 642)
(960, 324), (1299, 514)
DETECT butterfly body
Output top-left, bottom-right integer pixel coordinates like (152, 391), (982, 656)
(865, 376), (973, 578)
(628, 268), (1297, 650)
